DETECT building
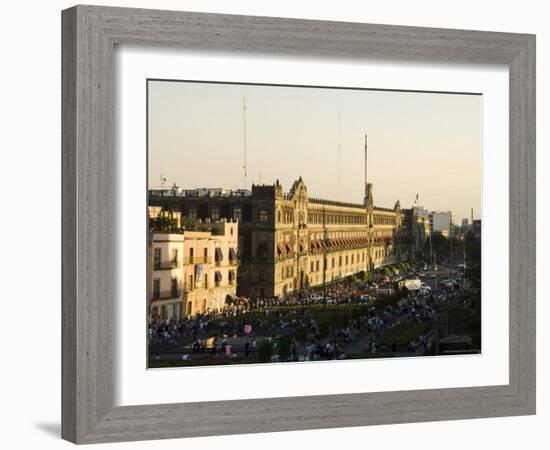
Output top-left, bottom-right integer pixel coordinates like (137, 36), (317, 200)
(150, 179), (410, 298)
(148, 219), (239, 320)
(431, 211), (455, 234)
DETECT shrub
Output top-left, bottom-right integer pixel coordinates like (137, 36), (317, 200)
(294, 326), (308, 344)
(319, 321), (330, 339)
(277, 335), (293, 361)
(257, 340), (273, 363)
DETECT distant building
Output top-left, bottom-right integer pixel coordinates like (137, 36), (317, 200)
(472, 219), (482, 240)
(462, 218), (469, 227)
(431, 211), (455, 235)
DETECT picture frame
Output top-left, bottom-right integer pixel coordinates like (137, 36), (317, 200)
(61, 5), (536, 444)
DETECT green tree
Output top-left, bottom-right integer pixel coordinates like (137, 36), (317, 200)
(319, 321), (330, 339)
(294, 326), (308, 344)
(277, 335), (292, 361)
(257, 340), (273, 363)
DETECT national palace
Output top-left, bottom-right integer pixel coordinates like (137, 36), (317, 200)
(149, 176), (428, 300)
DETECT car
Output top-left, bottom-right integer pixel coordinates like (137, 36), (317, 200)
(430, 274), (437, 278)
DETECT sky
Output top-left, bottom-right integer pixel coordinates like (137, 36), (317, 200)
(148, 80), (482, 224)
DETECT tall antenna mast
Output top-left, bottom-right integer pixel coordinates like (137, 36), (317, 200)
(337, 110), (342, 188)
(242, 96), (248, 189)
(364, 132), (368, 200)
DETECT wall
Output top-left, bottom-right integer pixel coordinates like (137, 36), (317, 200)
(0, 1), (546, 449)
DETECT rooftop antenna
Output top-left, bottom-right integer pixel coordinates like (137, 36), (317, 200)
(364, 132), (368, 202)
(337, 110), (342, 188)
(242, 96), (248, 189)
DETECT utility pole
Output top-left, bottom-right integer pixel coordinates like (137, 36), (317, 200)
(364, 132), (368, 204)
(449, 213), (453, 278)
(242, 96), (248, 189)
(429, 229), (433, 266)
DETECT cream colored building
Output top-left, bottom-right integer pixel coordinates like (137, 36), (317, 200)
(148, 219), (239, 320)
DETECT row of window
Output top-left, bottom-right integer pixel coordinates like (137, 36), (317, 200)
(151, 270), (237, 299)
(180, 203), (396, 227)
(373, 216), (396, 225)
(153, 246), (237, 268)
(308, 212), (367, 225)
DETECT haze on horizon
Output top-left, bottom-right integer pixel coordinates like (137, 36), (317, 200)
(148, 80), (482, 224)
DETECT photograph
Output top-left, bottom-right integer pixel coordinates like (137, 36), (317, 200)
(146, 79), (482, 368)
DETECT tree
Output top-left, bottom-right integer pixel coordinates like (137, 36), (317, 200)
(149, 216), (178, 232)
(277, 335), (292, 361)
(257, 340), (273, 363)
(319, 321), (330, 339)
(294, 326), (308, 344)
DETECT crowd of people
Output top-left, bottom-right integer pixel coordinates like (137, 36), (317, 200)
(149, 263), (472, 363)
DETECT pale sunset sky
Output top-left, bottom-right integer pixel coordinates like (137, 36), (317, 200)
(148, 80), (482, 224)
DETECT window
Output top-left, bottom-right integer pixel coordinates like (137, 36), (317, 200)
(189, 247), (194, 261)
(188, 275), (194, 291)
(203, 247), (208, 261)
(152, 279), (160, 299)
(211, 206), (220, 221)
(233, 207), (242, 222)
(204, 273), (208, 289)
(153, 248), (161, 270)
(339, 256), (342, 267)
(310, 261), (315, 272)
(171, 248), (178, 265)
(259, 210), (269, 222)
(316, 260), (320, 272)
(170, 277), (178, 297)
(187, 206), (197, 219)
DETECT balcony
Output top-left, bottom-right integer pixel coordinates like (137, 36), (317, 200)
(183, 256), (213, 264)
(153, 260), (180, 270)
(151, 289), (182, 301)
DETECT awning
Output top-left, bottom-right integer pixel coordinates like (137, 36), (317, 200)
(225, 293), (239, 304)
(299, 240), (305, 252)
(215, 247), (223, 261)
(229, 247), (236, 261)
(215, 271), (222, 282)
(285, 242), (293, 253)
(277, 243), (286, 255)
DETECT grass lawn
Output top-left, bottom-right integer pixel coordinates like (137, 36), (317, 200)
(376, 320), (433, 346)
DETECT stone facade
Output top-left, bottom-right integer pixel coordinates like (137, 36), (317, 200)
(148, 221), (239, 320)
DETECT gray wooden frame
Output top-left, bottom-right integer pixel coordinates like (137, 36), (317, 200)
(61, 5), (536, 444)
